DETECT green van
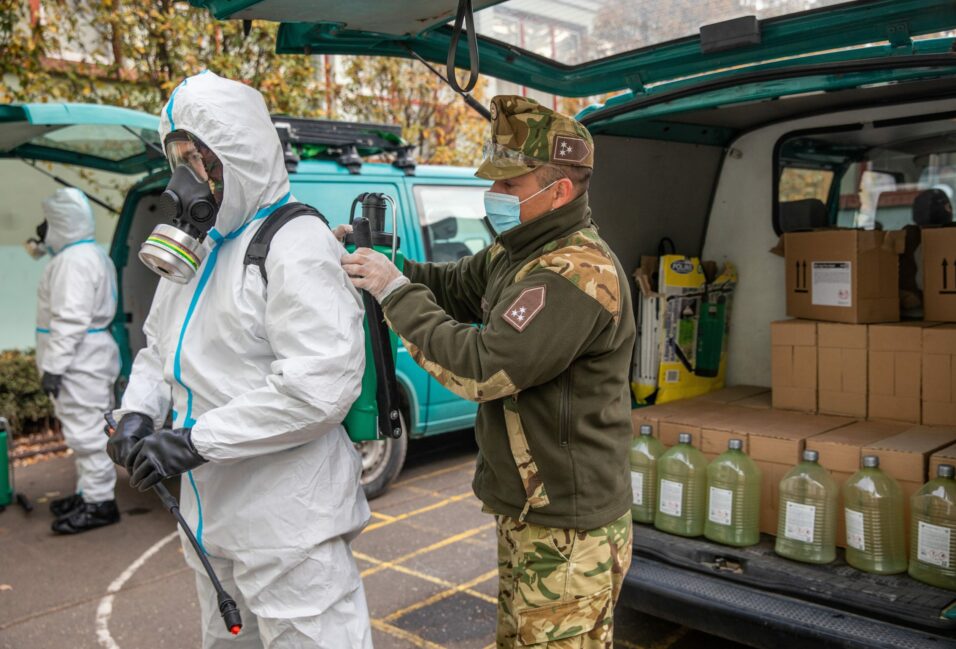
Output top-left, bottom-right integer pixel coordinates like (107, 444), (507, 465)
(0, 106), (490, 499)
(184, 0), (956, 645)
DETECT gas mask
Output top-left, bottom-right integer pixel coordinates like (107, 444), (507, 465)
(24, 220), (48, 260)
(138, 132), (223, 284)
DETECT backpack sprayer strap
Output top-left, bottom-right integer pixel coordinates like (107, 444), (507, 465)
(244, 202), (330, 284)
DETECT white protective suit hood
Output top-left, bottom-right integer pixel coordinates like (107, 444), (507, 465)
(158, 71), (290, 238)
(43, 188), (95, 255)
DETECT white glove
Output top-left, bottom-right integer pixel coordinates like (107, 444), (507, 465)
(342, 248), (408, 302)
(332, 224), (352, 243)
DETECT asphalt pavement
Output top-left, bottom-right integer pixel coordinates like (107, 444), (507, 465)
(0, 431), (745, 648)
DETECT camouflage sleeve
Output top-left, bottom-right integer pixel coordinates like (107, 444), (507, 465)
(401, 248), (491, 324)
(381, 268), (614, 401)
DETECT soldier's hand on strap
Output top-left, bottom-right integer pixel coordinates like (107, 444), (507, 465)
(342, 248), (408, 302)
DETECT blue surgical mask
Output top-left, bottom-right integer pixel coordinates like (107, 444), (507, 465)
(484, 181), (559, 235)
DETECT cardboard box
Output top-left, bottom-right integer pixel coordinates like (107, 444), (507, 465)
(771, 320), (817, 413)
(807, 420), (910, 546)
(655, 401), (728, 449)
(696, 406), (760, 463)
(863, 425), (956, 548)
(694, 385), (770, 404)
(929, 441), (956, 479)
(869, 322), (937, 424)
(923, 325), (956, 426)
(735, 391), (772, 410)
(730, 410), (854, 535)
(781, 229), (903, 324)
(922, 227), (956, 322)
(631, 400), (720, 447)
(817, 323), (867, 418)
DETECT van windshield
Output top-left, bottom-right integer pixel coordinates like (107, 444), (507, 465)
(473, 0), (851, 67)
(413, 185), (493, 263)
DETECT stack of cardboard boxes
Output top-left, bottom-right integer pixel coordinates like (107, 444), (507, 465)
(630, 228), (956, 545)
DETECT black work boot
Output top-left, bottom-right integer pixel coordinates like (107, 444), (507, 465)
(51, 500), (120, 534)
(49, 493), (85, 518)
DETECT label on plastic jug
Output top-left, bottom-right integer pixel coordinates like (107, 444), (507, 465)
(659, 479), (683, 517)
(918, 521), (951, 568)
(708, 487), (733, 526)
(631, 471), (644, 506)
(784, 501), (816, 543)
(845, 508), (865, 551)
(812, 261), (852, 307)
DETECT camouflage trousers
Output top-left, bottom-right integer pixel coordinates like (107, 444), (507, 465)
(495, 511), (633, 648)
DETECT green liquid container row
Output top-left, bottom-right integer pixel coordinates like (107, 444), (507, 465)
(630, 428), (761, 547)
(630, 426), (956, 590)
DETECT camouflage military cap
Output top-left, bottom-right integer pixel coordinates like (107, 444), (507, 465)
(475, 95), (594, 181)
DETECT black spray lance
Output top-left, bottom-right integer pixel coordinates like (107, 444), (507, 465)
(104, 414), (242, 636)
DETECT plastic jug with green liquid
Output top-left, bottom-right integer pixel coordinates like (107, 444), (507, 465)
(775, 450), (837, 564)
(909, 464), (956, 590)
(655, 432), (708, 537)
(705, 439), (761, 547)
(630, 424), (665, 524)
(843, 455), (906, 575)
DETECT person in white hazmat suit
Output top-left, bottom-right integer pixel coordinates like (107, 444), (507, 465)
(106, 71), (373, 648)
(28, 187), (121, 534)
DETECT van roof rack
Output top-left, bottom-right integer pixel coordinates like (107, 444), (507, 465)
(271, 116), (416, 176)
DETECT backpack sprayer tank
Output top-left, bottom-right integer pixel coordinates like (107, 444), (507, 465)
(344, 193), (405, 441)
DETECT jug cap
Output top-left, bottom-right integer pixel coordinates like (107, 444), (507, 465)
(939, 464), (955, 479)
(803, 449), (819, 462)
(862, 455), (879, 469)
(728, 439), (743, 451)
(678, 432), (692, 445)
(639, 424), (653, 436)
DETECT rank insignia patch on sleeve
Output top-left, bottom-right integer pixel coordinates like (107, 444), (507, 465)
(502, 286), (547, 332)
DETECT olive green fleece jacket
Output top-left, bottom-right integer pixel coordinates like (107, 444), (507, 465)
(381, 193), (635, 530)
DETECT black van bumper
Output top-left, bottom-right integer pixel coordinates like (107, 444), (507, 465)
(622, 555), (956, 649)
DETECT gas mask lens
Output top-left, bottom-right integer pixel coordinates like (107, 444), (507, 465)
(24, 220), (48, 260)
(138, 133), (222, 284)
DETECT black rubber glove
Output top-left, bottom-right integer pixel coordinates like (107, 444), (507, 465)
(106, 412), (154, 471)
(129, 427), (205, 492)
(41, 372), (62, 399)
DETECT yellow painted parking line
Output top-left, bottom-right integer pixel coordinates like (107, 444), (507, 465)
(396, 518), (492, 548)
(384, 568), (498, 622)
(361, 522), (495, 578)
(369, 511), (396, 521)
(353, 550), (497, 605)
(371, 619), (447, 649)
(391, 459), (475, 488)
(365, 490), (476, 533)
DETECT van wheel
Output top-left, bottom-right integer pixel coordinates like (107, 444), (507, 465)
(356, 414), (408, 500)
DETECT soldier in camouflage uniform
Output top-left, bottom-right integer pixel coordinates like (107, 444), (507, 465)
(342, 95), (636, 647)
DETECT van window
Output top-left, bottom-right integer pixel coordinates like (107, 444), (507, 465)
(413, 185), (492, 262)
(776, 119), (956, 233)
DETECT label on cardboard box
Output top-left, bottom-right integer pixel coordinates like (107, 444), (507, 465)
(659, 479), (683, 517)
(917, 521), (951, 568)
(812, 262), (852, 307)
(845, 509), (865, 551)
(631, 471), (644, 507)
(708, 487), (733, 526)
(784, 500), (816, 543)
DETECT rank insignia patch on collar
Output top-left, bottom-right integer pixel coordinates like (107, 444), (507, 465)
(502, 286), (547, 332)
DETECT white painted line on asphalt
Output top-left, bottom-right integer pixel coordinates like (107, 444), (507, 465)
(95, 531), (179, 649)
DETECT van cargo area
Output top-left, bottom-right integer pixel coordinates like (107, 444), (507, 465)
(587, 73), (956, 646)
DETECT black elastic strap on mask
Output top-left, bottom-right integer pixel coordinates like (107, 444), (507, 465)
(243, 202), (330, 284)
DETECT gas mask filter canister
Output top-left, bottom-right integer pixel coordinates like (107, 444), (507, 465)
(139, 164), (219, 284)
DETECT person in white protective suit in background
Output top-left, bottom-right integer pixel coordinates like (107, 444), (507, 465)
(28, 187), (121, 534)
(105, 71), (373, 649)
